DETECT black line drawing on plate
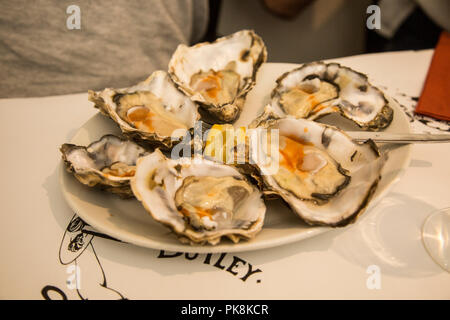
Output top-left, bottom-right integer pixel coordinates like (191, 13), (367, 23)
(41, 213), (265, 299)
(395, 94), (450, 132)
(41, 214), (126, 300)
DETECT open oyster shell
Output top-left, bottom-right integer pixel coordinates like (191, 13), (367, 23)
(60, 135), (149, 198)
(131, 150), (266, 245)
(270, 62), (393, 130)
(168, 30), (267, 124)
(88, 71), (199, 149)
(249, 107), (385, 226)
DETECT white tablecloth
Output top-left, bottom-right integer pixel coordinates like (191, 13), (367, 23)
(1, 49), (449, 300)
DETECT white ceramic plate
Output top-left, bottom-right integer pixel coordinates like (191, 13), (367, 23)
(60, 63), (412, 253)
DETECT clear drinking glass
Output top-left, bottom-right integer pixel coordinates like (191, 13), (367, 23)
(422, 207), (450, 272)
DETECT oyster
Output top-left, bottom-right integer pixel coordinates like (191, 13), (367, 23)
(249, 107), (384, 226)
(88, 71), (199, 149)
(61, 135), (149, 198)
(168, 30), (267, 123)
(271, 62), (393, 130)
(131, 150), (266, 245)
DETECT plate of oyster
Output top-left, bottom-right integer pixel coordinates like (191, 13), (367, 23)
(59, 30), (411, 253)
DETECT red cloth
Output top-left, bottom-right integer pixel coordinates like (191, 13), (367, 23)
(415, 31), (450, 121)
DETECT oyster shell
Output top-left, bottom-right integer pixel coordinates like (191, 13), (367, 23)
(168, 30), (267, 123)
(88, 71), (199, 149)
(131, 150), (266, 245)
(60, 135), (149, 198)
(270, 62), (393, 130)
(249, 107), (384, 226)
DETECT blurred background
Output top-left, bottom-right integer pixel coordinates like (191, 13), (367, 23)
(208, 0), (447, 62)
(1, 0), (448, 98)
(216, 0), (371, 63)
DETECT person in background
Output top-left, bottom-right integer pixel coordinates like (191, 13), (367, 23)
(367, 0), (450, 52)
(0, 0), (314, 98)
(261, 0), (314, 19)
(0, 0), (209, 98)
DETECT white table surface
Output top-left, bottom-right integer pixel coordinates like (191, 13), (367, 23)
(1, 49), (449, 300)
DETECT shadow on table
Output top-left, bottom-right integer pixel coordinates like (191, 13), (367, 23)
(331, 192), (442, 278)
(44, 165), (79, 232)
(409, 159), (433, 168)
(42, 114), (111, 232)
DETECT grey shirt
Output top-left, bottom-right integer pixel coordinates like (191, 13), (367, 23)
(0, 0), (208, 98)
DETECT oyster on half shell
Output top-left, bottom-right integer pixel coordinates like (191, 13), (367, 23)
(270, 62), (393, 130)
(168, 30), (267, 124)
(60, 135), (149, 198)
(88, 71), (199, 149)
(131, 150), (266, 245)
(249, 106), (385, 226)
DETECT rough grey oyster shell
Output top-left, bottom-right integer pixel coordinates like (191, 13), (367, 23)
(270, 62), (393, 130)
(168, 30), (267, 124)
(60, 134), (149, 198)
(247, 106), (385, 226)
(130, 149), (266, 245)
(88, 71), (199, 149)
